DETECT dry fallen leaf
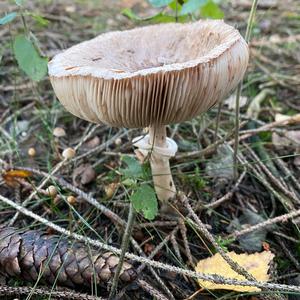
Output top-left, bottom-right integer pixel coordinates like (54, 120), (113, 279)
(195, 251), (274, 292)
(2, 169), (32, 187)
(246, 89), (274, 119)
(274, 113), (300, 125)
(272, 130), (300, 148)
(274, 113), (291, 122)
(72, 163), (96, 186)
(294, 156), (300, 168)
(224, 94), (247, 110)
(85, 136), (100, 149)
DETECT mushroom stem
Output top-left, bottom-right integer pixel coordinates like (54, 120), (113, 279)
(148, 125), (176, 203)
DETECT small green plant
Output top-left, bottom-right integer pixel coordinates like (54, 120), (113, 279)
(215, 236), (234, 252)
(123, 0), (224, 23)
(180, 166), (208, 190)
(0, 0), (48, 81)
(119, 156), (158, 220)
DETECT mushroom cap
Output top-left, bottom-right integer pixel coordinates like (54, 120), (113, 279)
(48, 20), (249, 128)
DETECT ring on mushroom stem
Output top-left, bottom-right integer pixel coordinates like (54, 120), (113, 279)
(48, 20), (249, 212)
(133, 125), (178, 204)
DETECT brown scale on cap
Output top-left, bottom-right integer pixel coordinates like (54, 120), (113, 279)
(0, 227), (137, 289)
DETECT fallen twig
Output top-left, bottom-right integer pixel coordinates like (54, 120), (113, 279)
(204, 170), (246, 209)
(9, 123), (101, 225)
(0, 285), (104, 300)
(228, 208), (300, 239)
(1, 193), (300, 293)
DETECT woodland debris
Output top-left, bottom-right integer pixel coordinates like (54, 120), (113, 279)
(227, 209), (273, 252)
(72, 163), (96, 186)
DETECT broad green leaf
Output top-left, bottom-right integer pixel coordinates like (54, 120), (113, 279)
(180, 0), (207, 15)
(13, 35), (48, 81)
(120, 156), (143, 179)
(148, 0), (173, 7)
(200, 0), (224, 19)
(130, 185), (158, 220)
(0, 12), (17, 25)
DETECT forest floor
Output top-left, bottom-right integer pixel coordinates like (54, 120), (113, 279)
(0, 0), (300, 299)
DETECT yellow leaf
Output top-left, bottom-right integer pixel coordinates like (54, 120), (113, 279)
(2, 169), (33, 187)
(195, 251), (274, 292)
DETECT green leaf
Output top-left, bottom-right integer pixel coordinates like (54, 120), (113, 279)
(168, 0), (182, 11)
(150, 14), (178, 22)
(13, 35), (48, 81)
(0, 12), (17, 25)
(180, 0), (207, 15)
(200, 0), (224, 19)
(148, 0), (173, 7)
(130, 185), (158, 220)
(120, 156), (143, 179)
(122, 178), (137, 187)
(122, 8), (143, 21)
(15, 0), (25, 6)
(30, 13), (49, 26)
(122, 8), (176, 23)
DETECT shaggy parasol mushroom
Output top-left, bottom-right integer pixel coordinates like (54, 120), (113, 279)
(48, 20), (249, 209)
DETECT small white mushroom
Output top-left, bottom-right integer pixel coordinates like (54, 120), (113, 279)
(62, 147), (75, 159)
(53, 127), (66, 137)
(28, 147), (36, 157)
(46, 185), (57, 197)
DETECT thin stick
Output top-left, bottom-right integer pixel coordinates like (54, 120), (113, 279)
(170, 232), (183, 261)
(13, 167), (125, 227)
(136, 279), (169, 300)
(214, 102), (222, 142)
(0, 285), (103, 300)
(130, 234), (176, 300)
(9, 124), (100, 225)
(179, 218), (194, 267)
(11, 165), (175, 300)
(275, 236), (300, 272)
(204, 170), (246, 209)
(181, 196), (257, 282)
(181, 196), (281, 300)
(233, 0), (259, 180)
(244, 143), (300, 204)
(228, 208), (300, 239)
(108, 203), (136, 299)
(176, 113), (300, 160)
(2, 193), (300, 292)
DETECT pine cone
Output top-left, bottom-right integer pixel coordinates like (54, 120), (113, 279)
(0, 226), (137, 289)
